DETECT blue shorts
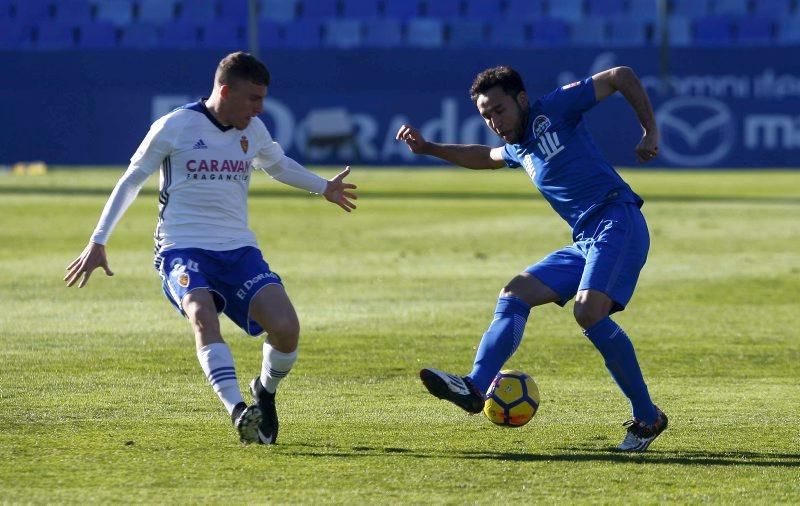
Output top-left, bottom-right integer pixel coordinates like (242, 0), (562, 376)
(526, 202), (649, 313)
(157, 246), (283, 336)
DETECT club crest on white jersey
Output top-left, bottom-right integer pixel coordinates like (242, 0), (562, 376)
(137, 102), (285, 255)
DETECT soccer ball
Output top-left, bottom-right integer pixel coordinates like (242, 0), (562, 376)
(483, 369), (540, 427)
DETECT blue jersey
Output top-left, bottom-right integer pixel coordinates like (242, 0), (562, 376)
(501, 77), (642, 232)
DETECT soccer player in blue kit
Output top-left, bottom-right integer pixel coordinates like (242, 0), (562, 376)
(396, 65), (667, 451)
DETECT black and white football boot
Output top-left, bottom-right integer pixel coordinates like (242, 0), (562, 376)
(231, 402), (263, 444)
(617, 406), (669, 452)
(419, 367), (484, 414)
(249, 377), (279, 444)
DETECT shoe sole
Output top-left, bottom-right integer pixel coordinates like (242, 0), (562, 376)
(419, 369), (483, 414)
(249, 379), (277, 445)
(237, 406), (263, 444)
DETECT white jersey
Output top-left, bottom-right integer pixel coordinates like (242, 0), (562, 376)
(90, 100), (328, 261)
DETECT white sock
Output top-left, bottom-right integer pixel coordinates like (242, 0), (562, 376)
(260, 343), (297, 394)
(197, 342), (243, 415)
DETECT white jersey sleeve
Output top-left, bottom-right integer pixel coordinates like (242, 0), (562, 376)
(251, 119), (327, 194)
(90, 115), (179, 244)
(262, 156), (328, 195)
(252, 122), (285, 169)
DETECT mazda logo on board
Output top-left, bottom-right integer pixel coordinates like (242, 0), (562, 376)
(656, 97), (735, 166)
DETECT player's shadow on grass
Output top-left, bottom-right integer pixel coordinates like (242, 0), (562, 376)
(281, 443), (800, 468)
(3, 186), (799, 205)
(457, 448), (800, 467)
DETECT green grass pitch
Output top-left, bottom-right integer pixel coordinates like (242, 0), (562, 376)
(1, 167), (799, 503)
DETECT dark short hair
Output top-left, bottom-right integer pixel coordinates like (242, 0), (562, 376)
(215, 51), (270, 87)
(469, 66), (526, 102)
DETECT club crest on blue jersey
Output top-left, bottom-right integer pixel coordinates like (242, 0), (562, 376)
(240, 135), (249, 153)
(178, 272), (190, 287)
(533, 115), (552, 138)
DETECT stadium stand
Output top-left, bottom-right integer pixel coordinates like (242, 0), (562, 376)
(670, 0), (711, 17)
(424, 0), (462, 19)
(712, 0), (748, 16)
(53, 0), (94, 24)
(464, 0), (503, 20)
(447, 20), (486, 48)
(137, 0), (177, 24)
(660, 16), (692, 46)
(10, 0), (51, 23)
(298, 0), (338, 19)
(406, 18), (444, 47)
(736, 17), (774, 45)
(548, 0), (585, 22)
(586, 0), (626, 18)
(505, 0), (546, 19)
(627, 0), (658, 21)
(530, 17), (570, 46)
(341, 0), (380, 20)
(0, 0), (796, 51)
(382, 0), (420, 19)
(324, 19), (362, 48)
(160, 21), (200, 49)
(692, 15), (734, 46)
(35, 21), (76, 49)
(262, 0), (297, 22)
(95, 0), (134, 26)
(79, 21), (118, 48)
(119, 22), (159, 48)
(778, 15), (800, 44)
(281, 19), (322, 48)
(753, 0), (792, 17)
(201, 20), (246, 48)
(488, 23), (527, 47)
(0, 21), (25, 49)
(608, 17), (649, 46)
(571, 18), (607, 46)
(177, 0), (216, 24)
(218, 0), (249, 20)
(258, 20), (282, 47)
(362, 18), (403, 47)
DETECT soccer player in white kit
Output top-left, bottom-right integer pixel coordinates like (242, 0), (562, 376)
(64, 52), (357, 444)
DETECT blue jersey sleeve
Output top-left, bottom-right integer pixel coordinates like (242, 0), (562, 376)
(502, 144), (521, 168)
(540, 77), (598, 120)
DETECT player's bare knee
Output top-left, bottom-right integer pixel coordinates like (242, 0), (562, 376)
(182, 294), (215, 323)
(184, 299), (213, 321)
(573, 302), (606, 330)
(499, 285), (517, 298)
(500, 274), (558, 307)
(265, 317), (299, 352)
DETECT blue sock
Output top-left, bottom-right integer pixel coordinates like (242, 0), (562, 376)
(584, 317), (657, 424)
(467, 296), (531, 395)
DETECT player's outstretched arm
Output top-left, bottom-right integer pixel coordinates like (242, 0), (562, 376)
(323, 166), (358, 212)
(64, 242), (114, 288)
(592, 66), (659, 164)
(395, 124), (505, 170)
(63, 163), (152, 288)
(262, 156), (357, 212)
